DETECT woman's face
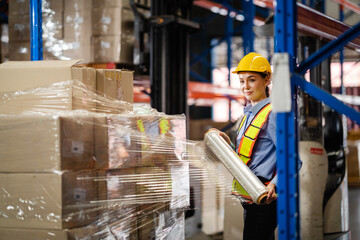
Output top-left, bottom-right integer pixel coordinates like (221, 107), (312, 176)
(238, 71), (269, 105)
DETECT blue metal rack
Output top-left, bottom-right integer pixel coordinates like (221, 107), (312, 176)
(274, 1), (360, 239)
(30, 0), (42, 60)
(274, 1), (300, 239)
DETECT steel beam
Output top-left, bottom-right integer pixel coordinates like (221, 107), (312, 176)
(241, 0), (255, 54)
(296, 21), (360, 75)
(274, 0), (300, 240)
(294, 74), (360, 125)
(30, 0), (43, 60)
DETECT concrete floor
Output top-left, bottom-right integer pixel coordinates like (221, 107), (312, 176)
(187, 186), (360, 240)
(348, 187), (360, 240)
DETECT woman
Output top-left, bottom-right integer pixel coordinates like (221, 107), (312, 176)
(222, 52), (278, 240)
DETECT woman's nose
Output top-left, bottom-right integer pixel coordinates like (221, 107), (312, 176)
(244, 81), (250, 89)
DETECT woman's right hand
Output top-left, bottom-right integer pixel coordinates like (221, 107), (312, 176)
(208, 128), (232, 145)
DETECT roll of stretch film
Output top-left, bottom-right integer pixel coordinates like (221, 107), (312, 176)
(204, 129), (268, 205)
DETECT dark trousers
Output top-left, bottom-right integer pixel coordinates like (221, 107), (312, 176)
(242, 200), (277, 240)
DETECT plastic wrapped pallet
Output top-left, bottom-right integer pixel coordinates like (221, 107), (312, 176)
(0, 73), (252, 239)
(0, 113), (94, 172)
(0, 60), (133, 114)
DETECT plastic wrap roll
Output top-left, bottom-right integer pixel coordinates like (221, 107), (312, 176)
(204, 129), (268, 205)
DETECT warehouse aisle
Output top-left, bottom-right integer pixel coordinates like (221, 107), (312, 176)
(348, 187), (360, 240)
(188, 187), (360, 240)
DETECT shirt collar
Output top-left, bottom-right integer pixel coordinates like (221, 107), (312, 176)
(244, 98), (271, 115)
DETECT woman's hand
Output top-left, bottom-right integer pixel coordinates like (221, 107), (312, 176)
(207, 128), (232, 145)
(265, 183), (277, 204)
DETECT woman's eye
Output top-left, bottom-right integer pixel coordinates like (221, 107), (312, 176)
(249, 79), (256, 82)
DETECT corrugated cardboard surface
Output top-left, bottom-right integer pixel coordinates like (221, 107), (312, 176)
(64, 0), (92, 12)
(63, 10), (92, 41)
(0, 171), (97, 229)
(94, 116), (141, 169)
(96, 69), (134, 104)
(0, 225), (98, 240)
(91, 35), (134, 64)
(0, 60), (79, 92)
(0, 114), (93, 172)
(92, 0), (130, 8)
(0, 61), (97, 113)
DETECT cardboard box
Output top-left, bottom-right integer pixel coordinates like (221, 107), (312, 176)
(91, 35), (134, 64)
(9, 0), (64, 15)
(94, 115), (186, 169)
(97, 168), (138, 239)
(42, 11), (64, 40)
(94, 116), (141, 169)
(92, 7), (133, 36)
(0, 114), (94, 172)
(64, 0), (92, 12)
(8, 41), (31, 61)
(0, 226), (98, 240)
(97, 168), (137, 203)
(96, 69), (134, 103)
(92, 0), (130, 8)
(136, 167), (172, 204)
(62, 42), (92, 64)
(0, 60), (96, 93)
(137, 115), (186, 167)
(0, 171), (98, 229)
(8, 14), (31, 41)
(64, 10), (92, 41)
(136, 203), (170, 240)
(0, 80), (98, 114)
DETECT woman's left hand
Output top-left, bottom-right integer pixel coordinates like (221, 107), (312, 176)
(265, 183), (277, 204)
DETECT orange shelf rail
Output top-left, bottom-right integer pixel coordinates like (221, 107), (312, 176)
(133, 81), (245, 103)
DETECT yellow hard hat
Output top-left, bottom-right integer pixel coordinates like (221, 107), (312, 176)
(232, 52), (271, 75)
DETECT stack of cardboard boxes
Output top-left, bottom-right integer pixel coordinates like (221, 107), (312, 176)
(8, 0), (134, 64)
(0, 60), (189, 239)
(92, 0), (134, 63)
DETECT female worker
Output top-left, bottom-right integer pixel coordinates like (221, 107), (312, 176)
(226, 52), (278, 240)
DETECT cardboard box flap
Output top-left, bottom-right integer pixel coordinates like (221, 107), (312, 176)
(0, 60), (81, 68)
(0, 60), (83, 93)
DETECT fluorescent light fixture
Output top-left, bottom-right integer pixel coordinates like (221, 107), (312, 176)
(236, 14), (245, 21)
(219, 8), (228, 16)
(210, 6), (220, 13)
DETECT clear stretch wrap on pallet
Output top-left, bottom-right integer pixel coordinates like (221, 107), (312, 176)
(0, 60), (249, 239)
(204, 129), (268, 205)
(0, 79), (190, 239)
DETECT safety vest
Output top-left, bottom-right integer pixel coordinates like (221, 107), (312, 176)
(231, 103), (272, 203)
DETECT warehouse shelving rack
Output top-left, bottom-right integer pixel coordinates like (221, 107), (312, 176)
(28, 0), (360, 239)
(274, 1), (360, 239)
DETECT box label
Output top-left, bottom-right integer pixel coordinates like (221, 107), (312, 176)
(74, 188), (87, 202)
(72, 141), (84, 154)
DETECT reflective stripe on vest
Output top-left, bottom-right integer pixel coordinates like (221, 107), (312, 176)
(231, 103), (272, 201)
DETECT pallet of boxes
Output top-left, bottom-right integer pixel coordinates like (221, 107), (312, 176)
(0, 60), (190, 239)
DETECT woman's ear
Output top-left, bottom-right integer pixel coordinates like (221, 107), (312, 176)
(265, 75), (271, 85)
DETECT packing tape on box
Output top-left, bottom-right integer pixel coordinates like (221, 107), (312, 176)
(204, 129), (268, 205)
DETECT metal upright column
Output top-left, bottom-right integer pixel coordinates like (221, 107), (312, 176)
(225, 1), (233, 120)
(30, 0), (43, 60)
(150, 0), (197, 116)
(274, 1), (300, 240)
(241, 0), (254, 54)
(339, 4), (345, 94)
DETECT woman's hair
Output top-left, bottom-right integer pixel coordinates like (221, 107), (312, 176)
(258, 72), (270, 97)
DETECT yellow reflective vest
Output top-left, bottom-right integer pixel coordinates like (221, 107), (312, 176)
(231, 103), (272, 203)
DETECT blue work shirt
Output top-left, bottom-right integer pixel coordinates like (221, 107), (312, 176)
(236, 98), (278, 185)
